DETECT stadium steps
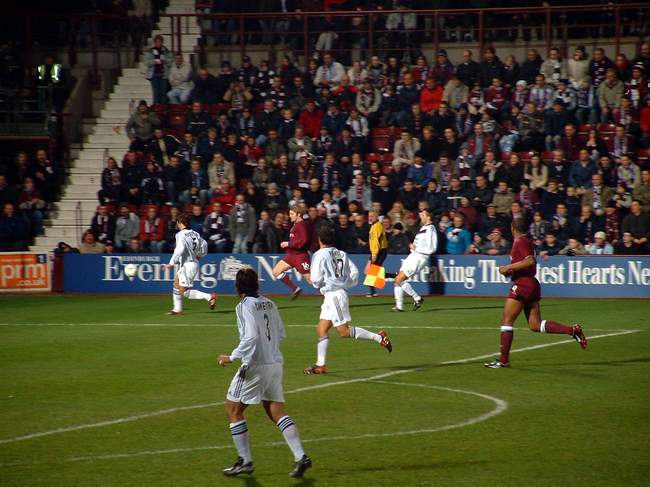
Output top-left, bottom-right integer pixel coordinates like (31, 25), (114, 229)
(30, 0), (202, 253)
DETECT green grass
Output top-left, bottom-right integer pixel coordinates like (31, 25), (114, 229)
(0, 294), (649, 487)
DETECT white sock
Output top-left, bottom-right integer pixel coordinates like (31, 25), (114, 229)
(172, 288), (183, 312)
(277, 416), (305, 461)
(349, 326), (381, 343)
(277, 271), (287, 279)
(540, 320), (546, 333)
(400, 281), (421, 302)
(184, 289), (211, 301)
(316, 336), (329, 366)
(229, 420), (252, 463)
(394, 285), (404, 309)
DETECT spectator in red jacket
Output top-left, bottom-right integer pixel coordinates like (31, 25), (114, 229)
(298, 99), (323, 139)
(419, 77), (443, 114)
(139, 206), (165, 253)
(210, 180), (237, 213)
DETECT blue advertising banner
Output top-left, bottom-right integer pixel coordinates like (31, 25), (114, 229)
(64, 253), (650, 298)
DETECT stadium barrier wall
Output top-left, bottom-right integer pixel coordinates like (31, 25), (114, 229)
(0, 252), (51, 292)
(63, 254), (650, 298)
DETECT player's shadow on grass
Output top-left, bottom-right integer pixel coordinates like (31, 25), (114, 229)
(520, 357), (650, 369)
(337, 459), (488, 474)
(236, 476), (316, 487)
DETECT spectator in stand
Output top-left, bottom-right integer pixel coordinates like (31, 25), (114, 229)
(420, 77), (443, 115)
(145, 35), (172, 105)
(567, 46), (589, 88)
(480, 227), (511, 255)
(396, 73), (420, 127)
(574, 204), (604, 244)
(622, 200), (650, 252)
(349, 213), (369, 254)
(186, 102), (213, 138)
(17, 178), (45, 236)
(586, 230), (614, 254)
(98, 157), (122, 204)
(167, 53), (194, 104)
(539, 231), (563, 258)
(581, 173), (613, 216)
(79, 230), (106, 254)
(558, 123), (584, 162)
(0, 203), (29, 250)
(126, 101), (161, 152)
(140, 161), (165, 205)
(633, 169), (650, 211)
(445, 214), (472, 254)
(443, 76), (469, 111)
(299, 99), (323, 139)
(617, 154), (641, 189)
(314, 52), (345, 89)
(229, 194), (256, 253)
(163, 155), (185, 204)
(456, 49), (479, 87)
(545, 101), (571, 150)
(163, 206), (180, 252)
(520, 49), (543, 85)
(181, 159), (209, 206)
(151, 128), (180, 166)
(207, 152), (235, 197)
(114, 204), (140, 251)
(393, 131), (420, 169)
(256, 211), (287, 253)
(477, 47), (504, 88)
(598, 68), (624, 123)
(615, 231), (643, 254)
(127, 238), (143, 254)
(559, 237), (587, 256)
(569, 149), (597, 190)
(139, 206), (165, 253)
(540, 47), (567, 86)
(492, 180), (515, 215)
(347, 174), (371, 212)
(191, 68), (220, 104)
(90, 205), (115, 244)
(204, 201), (230, 252)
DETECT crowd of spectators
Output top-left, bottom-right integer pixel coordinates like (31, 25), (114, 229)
(84, 38), (650, 256)
(0, 149), (63, 250)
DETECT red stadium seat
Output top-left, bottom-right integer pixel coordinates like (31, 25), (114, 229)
(159, 205), (172, 218)
(541, 150), (554, 162)
(366, 153), (382, 163)
(167, 113), (187, 129)
(207, 103), (230, 116)
(151, 104), (169, 115)
(139, 204), (159, 217)
(168, 104), (189, 113)
(182, 203), (196, 214)
(371, 136), (390, 153)
(371, 127), (392, 138)
(598, 123), (616, 135)
(578, 124), (593, 135)
(127, 204), (139, 214)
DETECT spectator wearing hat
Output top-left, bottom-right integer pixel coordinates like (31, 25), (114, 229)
(586, 231), (614, 254)
(598, 68), (624, 123)
(480, 227), (511, 255)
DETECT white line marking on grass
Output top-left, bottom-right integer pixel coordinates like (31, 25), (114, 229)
(0, 322), (640, 332)
(0, 329), (638, 452)
(10, 381), (507, 466)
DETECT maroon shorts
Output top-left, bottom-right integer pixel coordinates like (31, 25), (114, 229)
(507, 277), (541, 305)
(282, 252), (311, 274)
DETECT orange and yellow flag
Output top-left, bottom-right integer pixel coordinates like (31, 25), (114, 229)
(363, 264), (386, 289)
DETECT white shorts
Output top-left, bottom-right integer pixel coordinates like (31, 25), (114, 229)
(177, 262), (199, 288)
(319, 289), (351, 327)
(399, 252), (429, 279)
(226, 363), (284, 404)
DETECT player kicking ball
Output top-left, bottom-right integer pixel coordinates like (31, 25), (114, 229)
(485, 219), (588, 368)
(392, 209), (438, 312)
(163, 213), (216, 315)
(218, 268), (312, 478)
(304, 225), (392, 375)
(271, 205), (312, 300)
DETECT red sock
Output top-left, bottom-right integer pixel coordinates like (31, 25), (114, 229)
(280, 275), (297, 291)
(499, 325), (514, 364)
(541, 320), (573, 335)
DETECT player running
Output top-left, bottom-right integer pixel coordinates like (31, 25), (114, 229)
(218, 268), (312, 478)
(163, 213), (216, 315)
(485, 219), (588, 368)
(392, 209), (438, 312)
(304, 225), (392, 375)
(272, 205), (312, 300)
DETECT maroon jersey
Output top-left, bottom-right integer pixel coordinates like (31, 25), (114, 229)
(510, 235), (536, 280)
(287, 218), (311, 254)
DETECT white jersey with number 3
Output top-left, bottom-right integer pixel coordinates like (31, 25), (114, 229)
(169, 229), (203, 266)
(311, 247), (359, 295)
(230, 296), (286, 367)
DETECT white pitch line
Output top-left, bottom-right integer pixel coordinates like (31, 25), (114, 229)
(7, 381), (507, 466)
(0, 322), (640, 332)
(0, 329), (638, 450)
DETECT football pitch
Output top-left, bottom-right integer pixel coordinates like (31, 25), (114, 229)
(0, 294), (649, 487)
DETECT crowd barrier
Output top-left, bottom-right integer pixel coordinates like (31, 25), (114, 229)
(62, 253), (650, 298)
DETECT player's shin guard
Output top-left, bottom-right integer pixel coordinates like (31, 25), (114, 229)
(499, 325), (514, 364)
(400, 281), (421, 301)
(394, 284), (404, 309)
(280, 275), (297, 291)
(539, 319), (574, 334)
(183, 289), (211, 301)
(316, 336), (329, 366)
(229, 420), (252, 463)
(277, 416), (306, 462)
(172, 288), (183, 312)
(349, 326), (382, 343)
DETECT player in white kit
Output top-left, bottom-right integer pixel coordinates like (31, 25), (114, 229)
(392, 209), (438, 312)
(218, 268), (312, 478)
(163, 213), (217, 315)
(303, 225), (392, 375)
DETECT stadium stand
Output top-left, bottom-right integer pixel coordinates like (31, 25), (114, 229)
(8, 2), (650, 256)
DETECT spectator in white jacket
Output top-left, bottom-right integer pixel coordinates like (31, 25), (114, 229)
(314, 53), (345, 89)
(392, 131), (421, 168)
(567, 46), (590, 89)
(586, 231), (614, 254)
(167, 53), (194, 104)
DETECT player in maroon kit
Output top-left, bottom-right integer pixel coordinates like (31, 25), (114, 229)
(272, 205), (312, 299)
(485, 219), (588, 368)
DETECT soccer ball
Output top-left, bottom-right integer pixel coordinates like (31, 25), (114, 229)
(124, 263), (138, 278)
